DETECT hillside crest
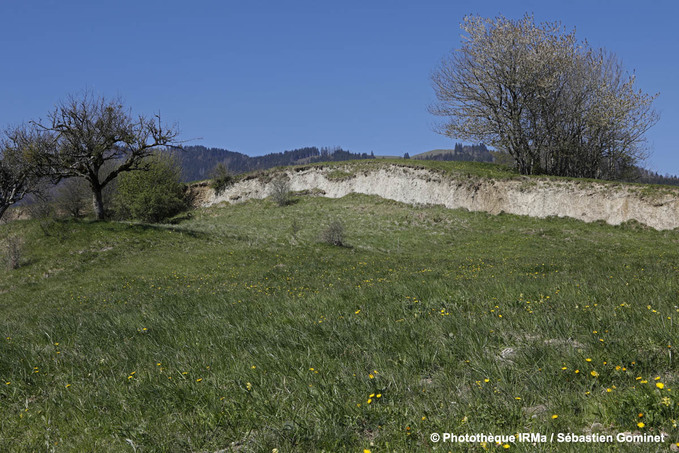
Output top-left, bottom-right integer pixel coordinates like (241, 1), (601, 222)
(202, 162), (679, 230)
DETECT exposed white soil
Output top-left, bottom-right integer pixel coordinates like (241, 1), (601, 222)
(203, 164), (679, 230)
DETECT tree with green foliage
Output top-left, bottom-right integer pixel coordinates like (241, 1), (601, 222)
(114, 152), (187, 223)
(34, 91), (179, 219)
(430, 14), (658, 179)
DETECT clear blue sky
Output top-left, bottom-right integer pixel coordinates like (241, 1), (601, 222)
(1, 1), (678, 173)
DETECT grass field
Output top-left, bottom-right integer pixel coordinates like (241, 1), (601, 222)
(2, 187), (679, 451)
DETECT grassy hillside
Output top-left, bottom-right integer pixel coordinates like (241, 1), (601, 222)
(2, 189), (679, 451)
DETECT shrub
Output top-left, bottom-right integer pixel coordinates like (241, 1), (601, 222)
(113, 152), (187, 223)
(210, 162), (233, 196)
(320, 218), (345, 246)
(27, 192), (57, 235)
(270, 176), (291, 207)
(56, 178), (90, 218)
(2, 234), (23, 270)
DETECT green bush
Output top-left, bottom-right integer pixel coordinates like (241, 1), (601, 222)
(114, 152), (187, 223)
(209, 162), (233, 196)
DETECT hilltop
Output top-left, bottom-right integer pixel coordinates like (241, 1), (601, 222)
(204, 159), (679, 230)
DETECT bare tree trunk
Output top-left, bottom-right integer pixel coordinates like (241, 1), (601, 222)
(0, 204), (8, 222)
(92, 188), (105, 220)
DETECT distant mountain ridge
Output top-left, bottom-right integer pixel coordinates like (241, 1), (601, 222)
(178, 145), (373, 182)
(178, 143), (679, 187)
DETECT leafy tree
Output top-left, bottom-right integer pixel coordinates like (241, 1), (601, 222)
(34, 91), (179, 219)
(430, 15), (658, 179)
(114, 152), (187, 223)
(0, 124), (50, 221)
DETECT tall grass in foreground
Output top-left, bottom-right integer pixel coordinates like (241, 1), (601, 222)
(1, 194), (679, 451)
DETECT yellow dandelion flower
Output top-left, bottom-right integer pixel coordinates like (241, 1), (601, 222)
(586, 358), (592, 362)
(657, 382), (665, 389)
(552, 414), (558, 419)
(637, 422), (645, 428)
(591, 371), (599, 377)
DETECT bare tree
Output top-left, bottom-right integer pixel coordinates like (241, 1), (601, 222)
(34, 92), (180, 219)
(0, 124), (50, 221)
(56, 177), (90, 218)
(270, 176), (291, 206)
(430, 15), (658, 179)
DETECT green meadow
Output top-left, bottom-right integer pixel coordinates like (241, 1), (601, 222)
(2, 178), (679, 451)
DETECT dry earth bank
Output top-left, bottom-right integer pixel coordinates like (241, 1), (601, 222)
(200, 164), (679, 230)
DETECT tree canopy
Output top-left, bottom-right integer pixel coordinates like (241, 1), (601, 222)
(34, 92), (180, 219)
(430, 15), (659, 179)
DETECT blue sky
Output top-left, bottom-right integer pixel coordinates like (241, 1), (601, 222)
(1, 1), (678, 173)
